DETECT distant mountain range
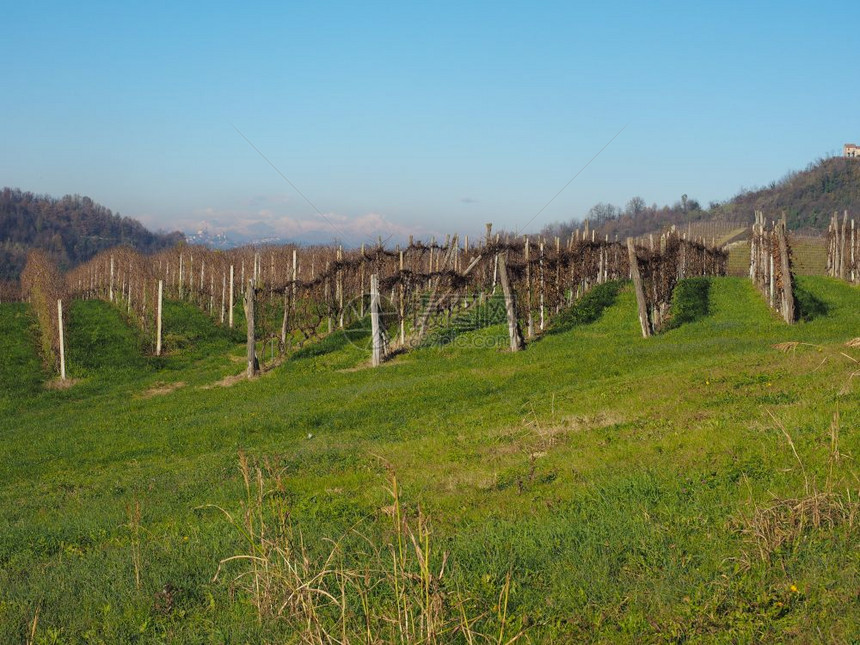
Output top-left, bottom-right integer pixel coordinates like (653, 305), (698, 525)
(184, 228), (305, 250)
(0, 188), (184, 281)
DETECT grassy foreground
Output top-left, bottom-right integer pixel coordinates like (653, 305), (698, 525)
(1, 277), (859, 643)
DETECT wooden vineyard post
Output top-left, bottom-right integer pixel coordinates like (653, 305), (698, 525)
(336, 246), (344, 328)
(554, 236), (561, 313)
(398, 249), (406, 345)
(292, 247), (298, 326)
(245, 280), (259, 378)
(292, 249), (298, 299)
(357, 243), (365, 318)
(525, 236), (534, 339)
(325, 262), (332, 334)
(627, 238), (651, 338)
(776, 219), (795, 324)
(220, 272), (226, 324)
(156, 279), (163, 356)
(852, 219), (856, 283)
(370, 273), (387, 367)
(57, 299), (66, 381)
(539, 239), (545, 331)
(769, 254), (775, 308)
(498, 252), (525, 352)
(228, 264), (234, 328)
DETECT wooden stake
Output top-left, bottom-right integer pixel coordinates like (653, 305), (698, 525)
(221, 272), (226, 324)
(539, 239), (545, 331)
(245, 279), (258, 377)
(525, 236), (534, 338)
(325, 261), (332, 334)
(156, 280), (163, 356)
(776, 219), (795, 323)
(627, 238), (651, 337)
(399, 249), (406, 344)
(370, 273), (387, 367)
(498, 252), (525, 351)
(57, 299), (66, 380)
(228, 265), (234, 328)
(360, 244), (366, 318)
(337, 245), (344, 328)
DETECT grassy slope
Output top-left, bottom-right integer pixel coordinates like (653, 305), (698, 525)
(1, 278), (859, 642)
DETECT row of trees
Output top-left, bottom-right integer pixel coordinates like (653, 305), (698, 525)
(541, 194), (707, 242)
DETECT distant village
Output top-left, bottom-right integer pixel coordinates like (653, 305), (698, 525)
(845, 143), (860, 158)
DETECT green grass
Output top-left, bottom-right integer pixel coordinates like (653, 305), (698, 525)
(420, 292), (508, 347)
(665, 277), (711, 329)
(0, 303), (48, 407)
(1, 278), (859, 642)
(547, 280), (623, 334)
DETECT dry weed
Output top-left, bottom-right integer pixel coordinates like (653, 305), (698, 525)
(735, 408), (858, 568)
(737, 491), (858, 564)
(203, 452), (525, 644)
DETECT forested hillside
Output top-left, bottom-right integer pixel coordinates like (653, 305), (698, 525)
(711, 156), (860, 230)
(0, 188), (184, 280)
(542, 156), (860, 241)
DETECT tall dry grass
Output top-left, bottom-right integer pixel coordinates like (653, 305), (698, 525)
(205, 452), (524, 644)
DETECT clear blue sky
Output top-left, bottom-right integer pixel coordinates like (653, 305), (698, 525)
(2, 1), (858, 245)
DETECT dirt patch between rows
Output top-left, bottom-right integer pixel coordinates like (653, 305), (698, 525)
(140, 381), (186, 398)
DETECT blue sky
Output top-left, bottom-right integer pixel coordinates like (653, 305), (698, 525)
(2, 1), (858, 245)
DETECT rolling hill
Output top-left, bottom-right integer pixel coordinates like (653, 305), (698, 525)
(0, 188), (184, 281)
(711, 156), (860, 231)
(543, 156), (860, 243)
(1, 276), (858, 641)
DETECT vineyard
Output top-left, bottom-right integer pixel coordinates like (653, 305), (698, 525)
(2, 221), (860, 642)
(827, 210), (860, 284)
(21, 226), (728, 380)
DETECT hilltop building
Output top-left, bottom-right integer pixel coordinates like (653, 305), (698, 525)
(845, 143), (860, 158)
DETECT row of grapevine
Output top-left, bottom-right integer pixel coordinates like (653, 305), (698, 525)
(62, 225), (727, 370)
(628, 230), (728, 336)
(749, 211), (796, 323)
(20, 251), (68, 378)
(826, 211), (858, 283)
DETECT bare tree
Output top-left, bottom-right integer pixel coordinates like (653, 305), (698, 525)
(625, 196), (646, 217)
